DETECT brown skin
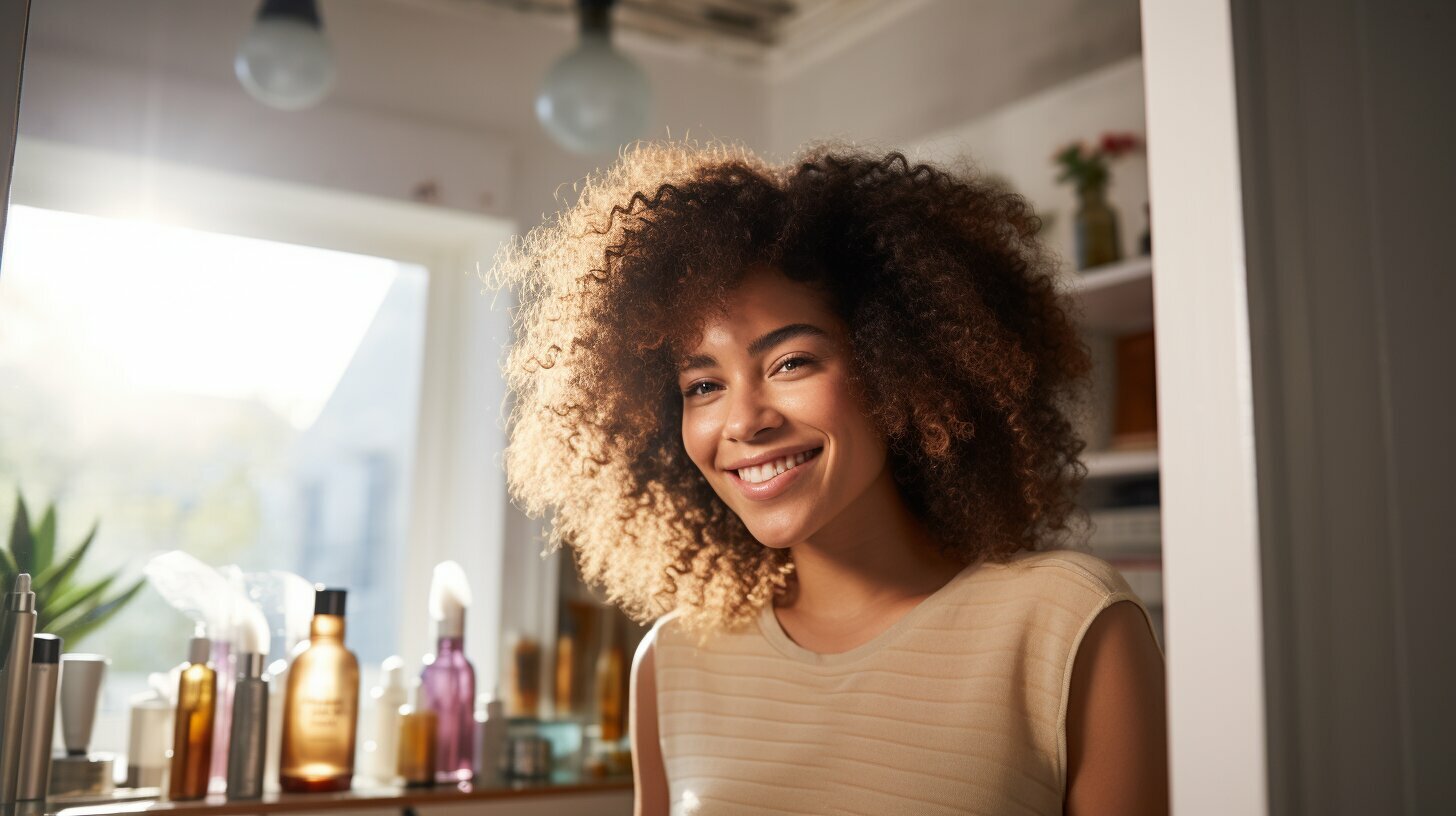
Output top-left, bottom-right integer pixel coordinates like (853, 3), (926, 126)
(677, 267), (967, 639)
(632, 271), (1168, 815)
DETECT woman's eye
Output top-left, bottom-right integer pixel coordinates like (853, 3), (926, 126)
(683, 381), (720, 398)
(776, 355), (815, 375)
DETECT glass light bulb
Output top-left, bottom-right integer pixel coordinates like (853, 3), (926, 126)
(235, 16), (336, 111)
(535, 34), (651, 154)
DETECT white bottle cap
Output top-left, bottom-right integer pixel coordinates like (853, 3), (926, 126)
(380, 655), (405, 690)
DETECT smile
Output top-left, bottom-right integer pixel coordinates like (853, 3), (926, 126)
(726, 447), (822, 501)
(733, 448), (821, 483)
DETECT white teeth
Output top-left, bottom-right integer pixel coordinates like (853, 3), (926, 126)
(736, 450), (818, 484)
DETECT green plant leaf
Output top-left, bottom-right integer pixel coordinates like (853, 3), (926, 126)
(37, 574), (115, 631)
(35, 522), (99, 599)
(50, 577), (146, 648)
(32, 505), (56, 576)
(8, 494), (33, 576)
(0, 545), (16, 591)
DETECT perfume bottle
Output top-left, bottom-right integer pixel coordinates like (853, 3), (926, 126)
(279, 587), (360, 793)
(396, 680), (436, 788)
(420, 561), (475, 783)
(169, 634), (217, 801)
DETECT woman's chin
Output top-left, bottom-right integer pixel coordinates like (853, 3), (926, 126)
(745, 519), (814, 550)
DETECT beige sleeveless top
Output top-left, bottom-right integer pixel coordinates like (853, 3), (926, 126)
(651, 548), (1159, 815)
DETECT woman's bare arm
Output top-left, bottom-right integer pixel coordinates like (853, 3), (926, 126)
(1065, 600), (1170, 816)
(631, 625), (670, 816)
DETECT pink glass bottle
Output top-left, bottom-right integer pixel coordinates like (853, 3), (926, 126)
(420, 561), (476, 783)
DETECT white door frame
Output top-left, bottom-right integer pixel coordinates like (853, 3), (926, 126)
(1140, 1), (1269, 813)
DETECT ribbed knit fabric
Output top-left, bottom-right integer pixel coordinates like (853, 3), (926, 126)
(652, 548), (1159, 815)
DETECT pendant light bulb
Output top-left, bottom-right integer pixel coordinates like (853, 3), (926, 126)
(535, 0), (651, 154)
(235, 0), (336, 111)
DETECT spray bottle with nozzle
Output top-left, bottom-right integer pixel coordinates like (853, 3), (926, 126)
(420, 561), (476, 783)
(226, 601), (271, 799)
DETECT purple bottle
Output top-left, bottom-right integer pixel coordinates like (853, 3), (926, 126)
(420, 561), (476, 783)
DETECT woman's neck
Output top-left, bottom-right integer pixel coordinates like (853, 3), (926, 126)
(783, 467), (967, 622)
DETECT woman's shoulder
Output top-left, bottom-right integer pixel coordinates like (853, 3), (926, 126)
(991, 547), (1137, 595)
(963, 547), (1143, 614)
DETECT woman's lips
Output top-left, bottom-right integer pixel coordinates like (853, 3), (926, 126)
(726, 448), (821, 502)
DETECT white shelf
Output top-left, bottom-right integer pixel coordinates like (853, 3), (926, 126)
(1083, 447), (1160, 479)
(1061, 255), (1154, 333)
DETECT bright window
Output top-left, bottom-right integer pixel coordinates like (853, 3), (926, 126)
(0, 205), (428, 686)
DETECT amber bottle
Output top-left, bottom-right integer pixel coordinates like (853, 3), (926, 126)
(595, 615), (626, 743)
(395, 680), (436, 788)
(169, 635), (216, 801)
(279, 587), (360, 793)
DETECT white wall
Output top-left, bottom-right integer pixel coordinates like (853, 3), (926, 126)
(907, 56), (1149, 271)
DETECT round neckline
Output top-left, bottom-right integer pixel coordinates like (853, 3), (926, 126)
(757, 559), (984, 666)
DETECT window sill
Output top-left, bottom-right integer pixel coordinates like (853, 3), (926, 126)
(45, 773), (634, 815)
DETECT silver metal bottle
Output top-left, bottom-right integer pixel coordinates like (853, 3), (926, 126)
(0, 574), (37, 804)
(16, 634), (61, 800)
(225, 653), (269, 800)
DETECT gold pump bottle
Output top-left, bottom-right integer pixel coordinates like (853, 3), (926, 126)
(169, 635), (216, 801)
(279, 587), (360, 793)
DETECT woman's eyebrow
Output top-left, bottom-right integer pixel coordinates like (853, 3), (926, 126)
(746, 323), (828, 357)
(678, 323), (828, 373)
(679, 352), (716, 372)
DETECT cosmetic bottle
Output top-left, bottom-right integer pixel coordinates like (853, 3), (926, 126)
(595, 614), (626, 743)
(126, 682), (172, 789)
(279, 587), (359, 793)
(472, 690), (506, 785)
(360, 656), (406, 783)
(15, 634), (60, 800)
(49, 653), (111, 798)
(0, 573), (37, 803)
(208, 635), (234, 792)
(225, 619), (270, 800)
(395, 680), (436, 788)
(508, 633), (541, 718)
(169, 634), (217, 801)
(420, 561), (475, 783)
(554, 613), (577, 717)
(263, 656), (289, 793)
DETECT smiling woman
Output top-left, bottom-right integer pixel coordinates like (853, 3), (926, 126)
(493, 141), (1167, 815)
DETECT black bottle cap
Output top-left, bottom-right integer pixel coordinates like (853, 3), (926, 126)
(31, 633), (62, 664)
(314, 586), (347, 616)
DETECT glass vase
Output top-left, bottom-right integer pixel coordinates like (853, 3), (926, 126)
(1074, 183), (1122, 270)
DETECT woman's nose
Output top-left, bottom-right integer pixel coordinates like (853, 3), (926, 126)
(722, 384), (783, 442)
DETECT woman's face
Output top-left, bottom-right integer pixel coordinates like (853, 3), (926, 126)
(677, 268), (888, 549)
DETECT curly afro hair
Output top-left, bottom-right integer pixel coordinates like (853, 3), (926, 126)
(492, 141), (1092, 637)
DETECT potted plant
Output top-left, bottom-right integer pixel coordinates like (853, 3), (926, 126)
(4, 492), (146, 647)
(1053, 132), (1143, 270)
